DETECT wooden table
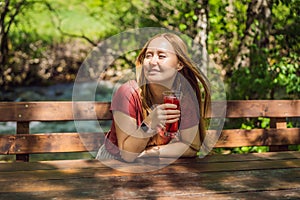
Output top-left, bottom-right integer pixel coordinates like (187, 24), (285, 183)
(1, 151), (300, 200)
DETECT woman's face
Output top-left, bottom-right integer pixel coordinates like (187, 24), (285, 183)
(143, 37), (181, 87)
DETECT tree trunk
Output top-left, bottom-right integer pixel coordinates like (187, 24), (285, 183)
(0, 0), (10, 68)
(194, 0), (209, 75)
(233, 0), (272, 70)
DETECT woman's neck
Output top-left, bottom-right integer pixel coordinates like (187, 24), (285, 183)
(148, 83), (169, 104)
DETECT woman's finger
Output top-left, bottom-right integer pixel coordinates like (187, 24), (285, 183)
(162, 103), (178, 109)
(165, 117), (180, 123)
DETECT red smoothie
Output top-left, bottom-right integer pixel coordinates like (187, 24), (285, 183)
(163, 95), (180, 134)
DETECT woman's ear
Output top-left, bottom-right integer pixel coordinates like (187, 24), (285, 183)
(177, 62), (183, 71)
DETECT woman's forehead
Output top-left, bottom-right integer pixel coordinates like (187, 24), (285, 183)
(146, 37), (175, 54)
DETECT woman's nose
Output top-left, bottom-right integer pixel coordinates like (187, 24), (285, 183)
(149, 55), (158, 65)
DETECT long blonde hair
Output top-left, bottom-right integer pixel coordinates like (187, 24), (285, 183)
(136, 33), (211, 144)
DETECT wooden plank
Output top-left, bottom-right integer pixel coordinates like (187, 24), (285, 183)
(0, 133), (104, 154)
(16, 121), (30, 161)
(2, 189), (298, 200)
(0, 158), (299, 182)
(0, 100), (299, 121)
(211, 128), (300, 147)
(0, 187), (299, 200)
(1, 152), (300, 173)
(199, 151), (300, 163)
(0, 128), (298, 155)
(0, 102), (112, 121)
(0, 159), (299, 180)
(210, 100), (300, 118)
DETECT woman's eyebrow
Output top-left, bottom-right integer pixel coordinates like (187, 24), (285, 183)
(146, 48), (175, 54)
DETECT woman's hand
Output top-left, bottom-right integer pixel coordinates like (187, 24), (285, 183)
(148, 103), (180, 130)
(138, 146), (160, 158)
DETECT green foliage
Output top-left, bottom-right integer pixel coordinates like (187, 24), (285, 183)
(8, 0), (120, 45)
(271, 52), (300, 95)
(289, 145), (300, 151)
(225, 0), (299, 100)
(258, 117), (270, 129)
(231, 146), (269, 154)
(228, 50), (299, 100)
(208, 0), (249, 67)
(2, 0), (298, 99)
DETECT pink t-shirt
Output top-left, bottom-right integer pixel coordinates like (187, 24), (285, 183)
(104, 80), (200, 156)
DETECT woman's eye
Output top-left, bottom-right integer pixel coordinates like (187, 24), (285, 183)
(159, 54), (166, 58)
(145, 54), (152, 58)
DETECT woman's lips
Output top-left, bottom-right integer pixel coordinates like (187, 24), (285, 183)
(147, 69), (160, 75)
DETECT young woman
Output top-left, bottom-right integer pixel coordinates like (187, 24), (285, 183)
(96, 33), (210, 162)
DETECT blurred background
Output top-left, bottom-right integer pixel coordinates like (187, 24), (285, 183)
(0, 0), (299, 159)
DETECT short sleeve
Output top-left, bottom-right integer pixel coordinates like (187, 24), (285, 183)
(111, 80), (141, 120)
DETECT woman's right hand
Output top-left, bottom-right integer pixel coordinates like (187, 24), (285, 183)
(148, 103), (180, 130)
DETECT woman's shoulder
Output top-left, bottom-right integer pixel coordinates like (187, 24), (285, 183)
(122, 80), (139, 89)
(113, 80), (140, 98)
(111, 80), (141, 114)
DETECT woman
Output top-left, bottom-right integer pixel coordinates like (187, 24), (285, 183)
(96, 33), (210, 162)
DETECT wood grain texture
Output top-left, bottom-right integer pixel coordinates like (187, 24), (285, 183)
(213, 128), (300, 147)
(0, 128), (299, 154)
(0, 101), (112, 121)
(0, 100), (299, 121)
(0, 151), (299, 199)
(0, 133), (104, 154)
(218, 100), (300, 118)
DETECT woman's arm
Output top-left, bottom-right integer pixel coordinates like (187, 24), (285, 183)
(113, 103), (181, 162)
(113, 111), (151, 162)
(138, 125), (201, 158)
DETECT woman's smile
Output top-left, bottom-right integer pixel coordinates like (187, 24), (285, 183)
(147, 67), (161, 75)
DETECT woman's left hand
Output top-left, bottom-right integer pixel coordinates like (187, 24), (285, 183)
(138, 146), (160, 158)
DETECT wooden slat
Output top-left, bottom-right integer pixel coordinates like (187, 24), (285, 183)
(0, 100), (299, 121)
(210, 100), (300, 118)
(1, 188), (299, 200)
(210, 128), (300, 148)
(0, 154), (299, 178)
(199, 151), (300, 163)
(1, 151), (299, 172)
(0, 133), (104, 154)
(0, 101), (112, 121)
(1, 151), (300, 172)
(0, 128), (298, 155)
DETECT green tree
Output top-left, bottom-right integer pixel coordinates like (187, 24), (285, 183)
(208, 0), (299, 99)
(0, 0), (298, 100)
(0, 0), (59, 88)
(0, 0), (29, 85)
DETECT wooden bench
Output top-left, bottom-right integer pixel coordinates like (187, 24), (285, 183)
(0, 100), (299, 199)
